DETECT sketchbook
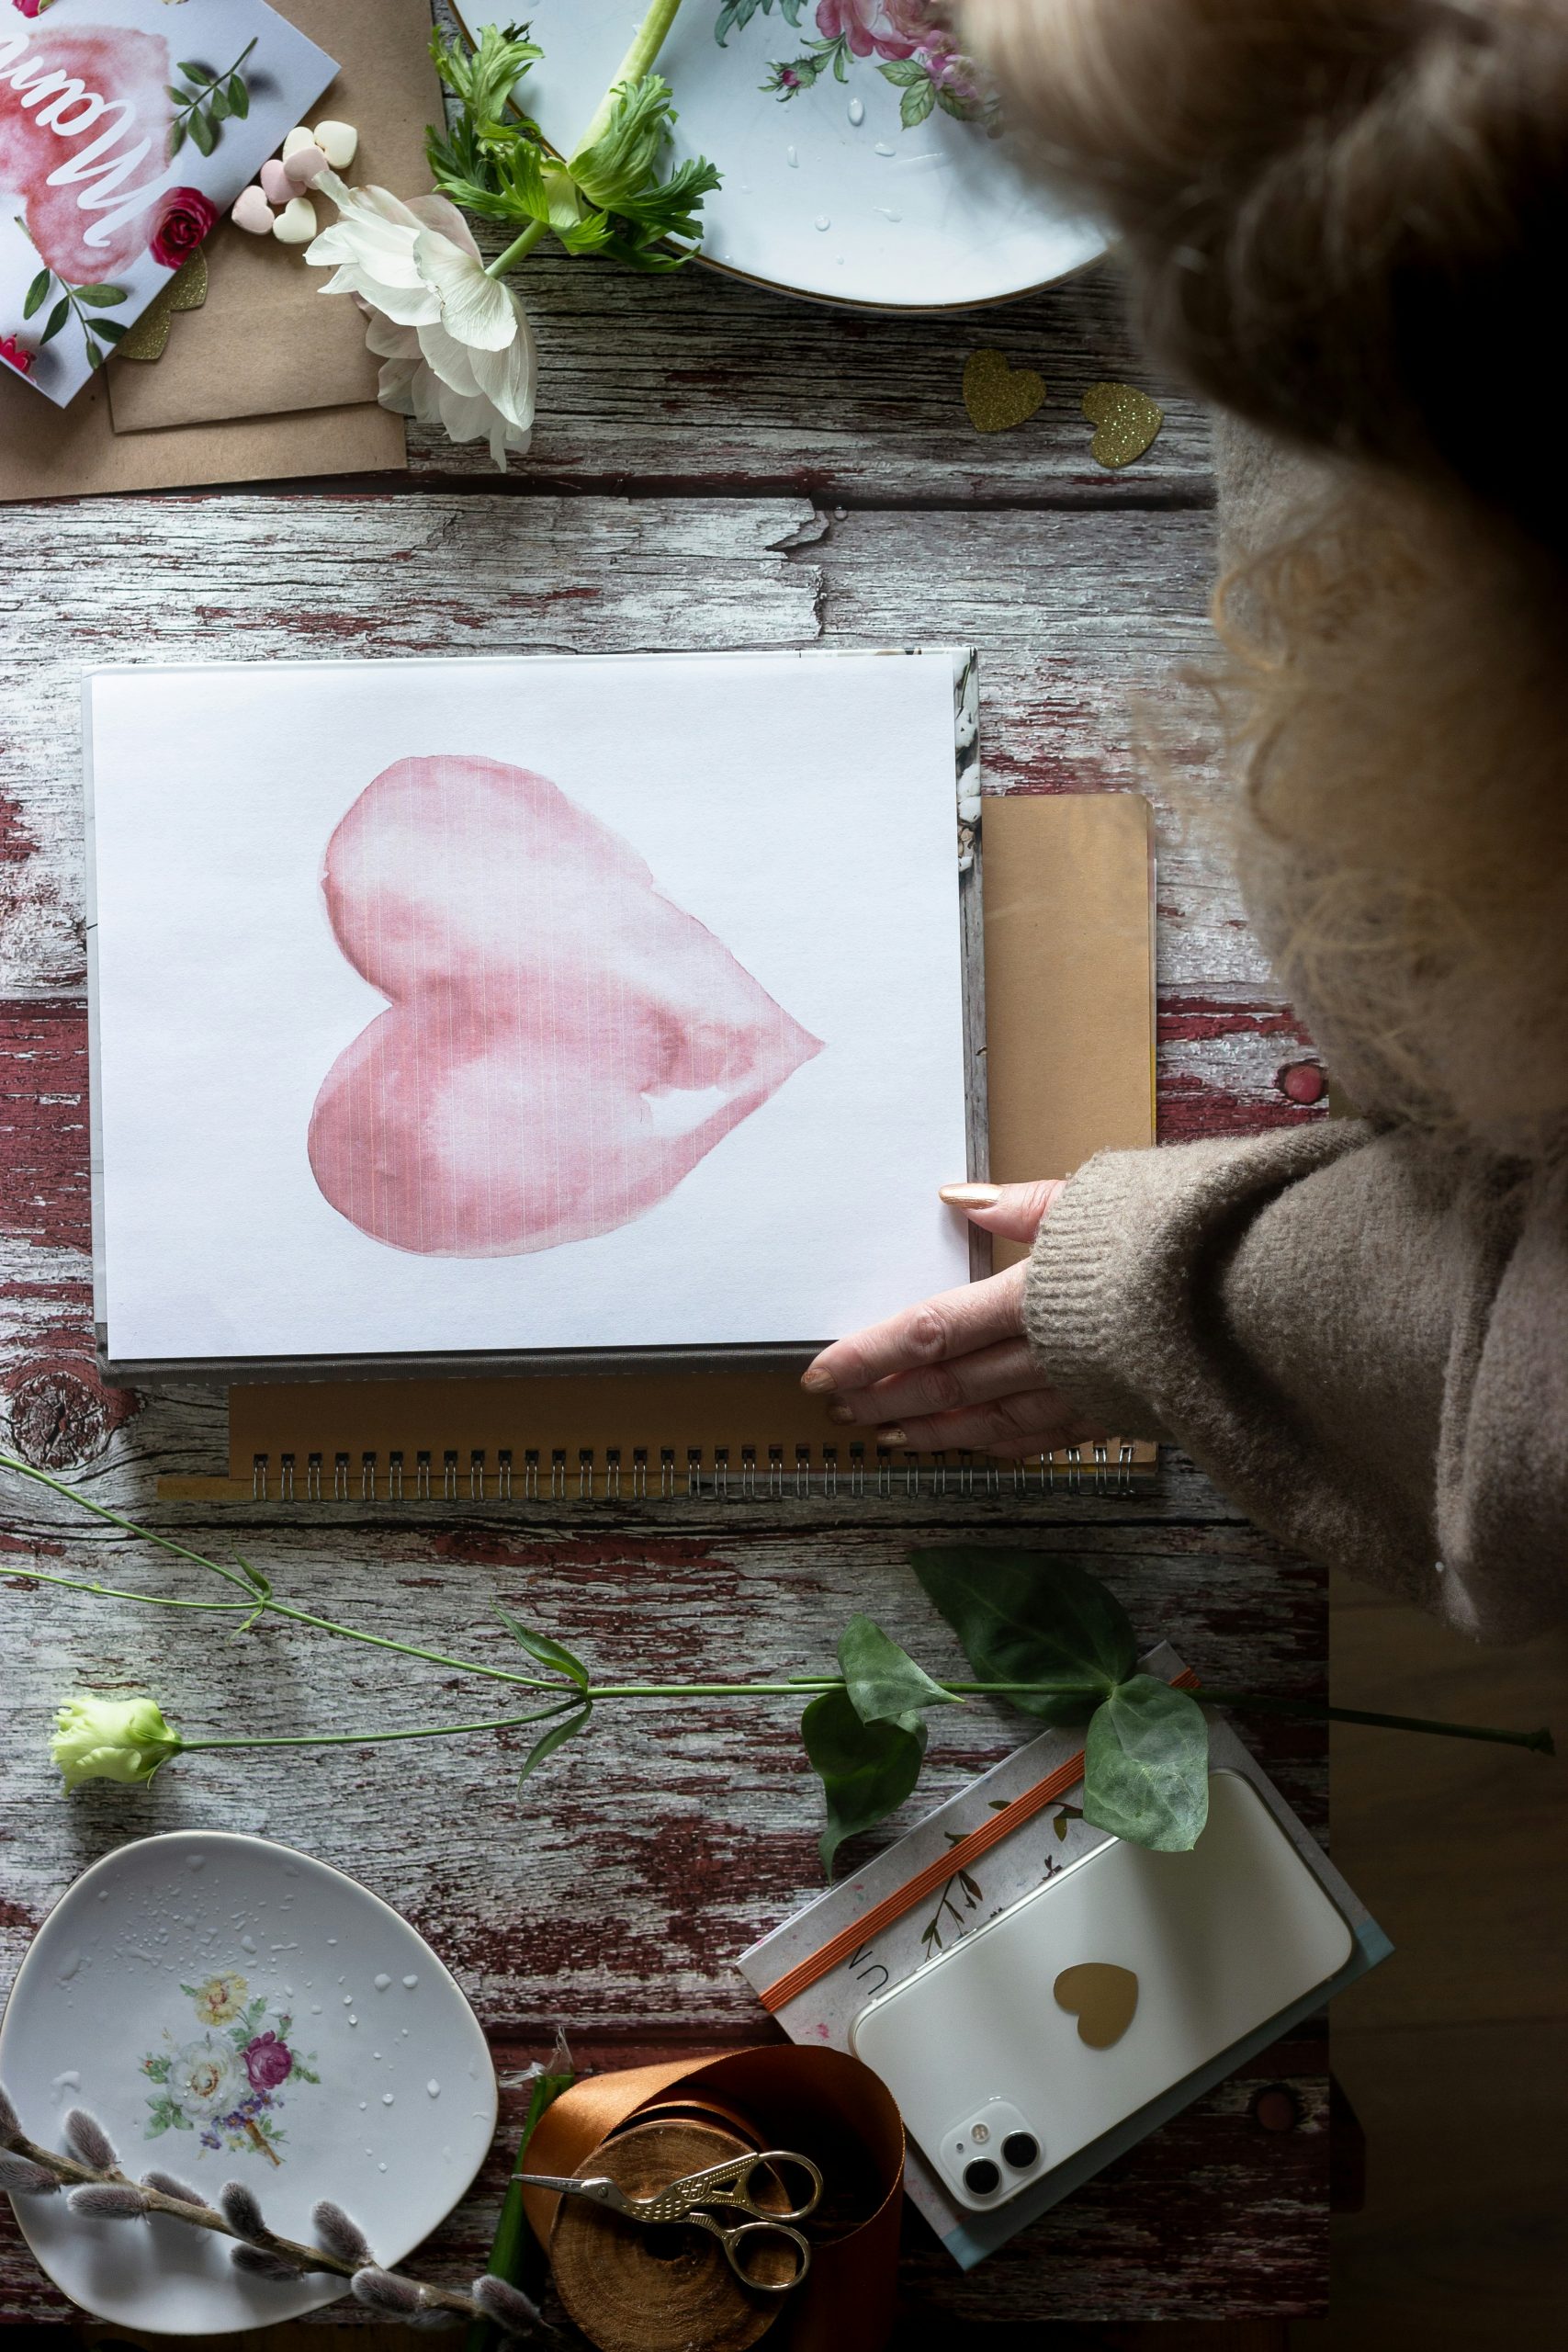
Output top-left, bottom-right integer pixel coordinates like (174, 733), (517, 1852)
(155, 790), (1159, 1505)
(86, 647), (986, 1383)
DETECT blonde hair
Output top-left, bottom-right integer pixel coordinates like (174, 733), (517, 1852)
(962, 0), (1568, 1149)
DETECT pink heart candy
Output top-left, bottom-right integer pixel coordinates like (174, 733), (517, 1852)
(283, 143), (330, 189)
(230, 186), (276, 237)
(259, 158), (293, 204)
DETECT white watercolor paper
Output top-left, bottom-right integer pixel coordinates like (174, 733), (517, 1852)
(85, 649), (975, 1367)
(1, 1), (336, 408)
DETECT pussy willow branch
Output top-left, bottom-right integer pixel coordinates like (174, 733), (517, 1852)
(0, 2104), (540, 2334)
(484, 0), (692, 278)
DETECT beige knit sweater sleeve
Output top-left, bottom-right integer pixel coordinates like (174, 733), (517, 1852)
(1023, 1123), (1568, 1644)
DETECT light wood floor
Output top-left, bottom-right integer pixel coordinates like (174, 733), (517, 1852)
(48, 1571), (1568, 2352)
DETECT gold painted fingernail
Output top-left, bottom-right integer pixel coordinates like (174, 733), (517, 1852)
(877, 1426), (908, 1446)
(940, 1182), (1000, 1208)
(801, 1365), (835, 1393)
(826, 1403), (854, 1424)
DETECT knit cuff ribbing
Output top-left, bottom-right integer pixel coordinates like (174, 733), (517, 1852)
(1023, 1150), (1179, 1438)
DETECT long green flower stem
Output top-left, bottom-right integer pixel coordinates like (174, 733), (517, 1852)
(484, 0), (691, 279)
(3, 1450), (1550, 1759)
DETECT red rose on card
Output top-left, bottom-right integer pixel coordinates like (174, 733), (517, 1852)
(150, 186), (217, 271)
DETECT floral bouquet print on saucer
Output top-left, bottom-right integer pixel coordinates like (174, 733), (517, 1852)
(141, 1971), (319, 2166)
(0, 1), (336, 405)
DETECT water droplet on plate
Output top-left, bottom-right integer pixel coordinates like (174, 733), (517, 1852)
(373, 1973), (391, 1992)
(57, 1950), (82, 1984)
(848, 97), (864, 125)
(401, 1974), (418, 1989)
(239, 1934), (256, 1954)
(874, 141), (895, 156)
(382, 2093), (394, 2107)
(815, 214), (830, 232)
(876, 207), (902, 222)
(785, 143), (797, 168)
(426, 2081), (441, 2098)
(347, 2015), (358, 2028)
(186, 1855), (206, 1871)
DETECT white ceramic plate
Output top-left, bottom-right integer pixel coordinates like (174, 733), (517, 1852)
(0, 1833), (497, 2333)
(449, 2), (1105, 310)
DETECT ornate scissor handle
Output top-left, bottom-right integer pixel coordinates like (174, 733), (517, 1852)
(688, 2211), (813, 2293)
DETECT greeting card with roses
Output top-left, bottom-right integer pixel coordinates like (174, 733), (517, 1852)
(0, 0), (335, 406)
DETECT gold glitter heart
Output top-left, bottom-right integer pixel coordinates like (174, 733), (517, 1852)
(118, 249), (209, 364)
(1081, 381), (1164, 469)
(963, 347), (1046, 435)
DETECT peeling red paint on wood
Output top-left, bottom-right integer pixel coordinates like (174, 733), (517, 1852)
(1160, 1070), (1322, 1143)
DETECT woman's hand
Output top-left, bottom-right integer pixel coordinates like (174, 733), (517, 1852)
(801, 1179), (1101, 1456)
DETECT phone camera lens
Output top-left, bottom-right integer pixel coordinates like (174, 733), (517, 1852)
(1001, 2132), (1040, 2170)
(962, 2159), (1002, 2197)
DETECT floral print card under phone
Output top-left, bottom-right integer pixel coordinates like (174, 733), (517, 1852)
(1, 0), (336, 405)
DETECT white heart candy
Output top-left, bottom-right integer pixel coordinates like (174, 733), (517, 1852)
(230, 186), (275, 237)
(281, 125), (316, 160)
(283, 142), (330, 189)
(258, 158), (292, 204)
(312, 119), (359, 170)
(272, 196), (318, 246)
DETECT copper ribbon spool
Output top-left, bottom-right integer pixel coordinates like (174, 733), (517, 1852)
(520, 2046), (906, 2352)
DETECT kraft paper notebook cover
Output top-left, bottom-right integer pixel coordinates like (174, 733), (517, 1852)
(152, 788), (1157, 1502)
(0, 0), (430, 501)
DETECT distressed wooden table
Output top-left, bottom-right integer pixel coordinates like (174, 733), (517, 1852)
(0, 247), (1331, 2335)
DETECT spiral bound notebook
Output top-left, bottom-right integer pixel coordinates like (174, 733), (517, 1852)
(153, 789), (1159, 1503)
(87, 646), (986, 1384)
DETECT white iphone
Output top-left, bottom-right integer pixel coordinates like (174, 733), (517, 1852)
(849, 1770), (1352, 2210)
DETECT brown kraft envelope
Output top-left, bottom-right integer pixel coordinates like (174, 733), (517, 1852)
(0, 0), (435, 502)
(163, 792), (1159, 1498)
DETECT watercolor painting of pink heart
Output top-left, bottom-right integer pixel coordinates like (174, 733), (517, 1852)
(0, 1), (334, 406)
(308, 755), (826, 1258)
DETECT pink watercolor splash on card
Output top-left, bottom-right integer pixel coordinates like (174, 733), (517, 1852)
(308, 755), (824, 1257)
(0, 24), (173, 281)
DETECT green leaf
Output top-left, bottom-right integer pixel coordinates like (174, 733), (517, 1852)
(839, 1614), (958, 1726)
(936, 85), (979, 120)
(188, 108), (216, 158)
(89, 318), (128, 344)
(176, 61), (215, 82)
(167, 119), (187, 160)
(73, 285), (128, 308)
(802, 1687), (927, 1878)
(901, 79), (938, 129)
(910, 1548), (1137, 1721)
(570, 72), (682, 212)
(429, 20), (542, 130)
(166, 86), (191, 105)
(209, 85), (231, 123)
(878, 59), (928, 85)
(496, 1608), (590, 1690)
(227, 75), (250, 119)
(516, 1701), (592, 1784)
(1083, 1677), (1210, 1851)
(22, 267), (51, 321)
(40, 296), (70, 345)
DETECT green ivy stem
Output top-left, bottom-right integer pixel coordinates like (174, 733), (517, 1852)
(483, 0), (690, 279)
(4, 1452), (1549, 1756)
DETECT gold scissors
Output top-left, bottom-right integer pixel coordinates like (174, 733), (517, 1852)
(517, 2147), (823, 2292)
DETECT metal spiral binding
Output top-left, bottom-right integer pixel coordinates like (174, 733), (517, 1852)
(247, 1439), (1141, 1501)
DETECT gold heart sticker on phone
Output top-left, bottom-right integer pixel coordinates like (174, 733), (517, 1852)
(1054, 1962), (1139, 2050)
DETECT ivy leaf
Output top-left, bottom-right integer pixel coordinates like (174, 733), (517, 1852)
(23, 267), (51, 321)
(802, 1688), (927, 1878)
(188, 109), (216, 158)
(73, 284), (128, 308)
(1083, 1677), (1210, 1851)
(40, 296), (70, 345)
(226, 75), (250, 119)
(901, 79), (938, 129)
(496, 1609), (590, 1690)
(516, 1701), (592, 1784)
(839, 1614), (958, 1726)
(910, 1548), (1136, 1721)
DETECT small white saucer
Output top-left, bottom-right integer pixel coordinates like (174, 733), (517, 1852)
(0, 1832), (498, 2332)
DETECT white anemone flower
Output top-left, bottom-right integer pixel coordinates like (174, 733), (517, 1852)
(305, 175), (537, 469)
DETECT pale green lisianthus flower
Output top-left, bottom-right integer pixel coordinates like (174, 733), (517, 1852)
(52, 1696), (181, 1792)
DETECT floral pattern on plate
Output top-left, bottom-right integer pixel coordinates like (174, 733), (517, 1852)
(717, 0), (992, 126)
(141, 1971), (319, 2165)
